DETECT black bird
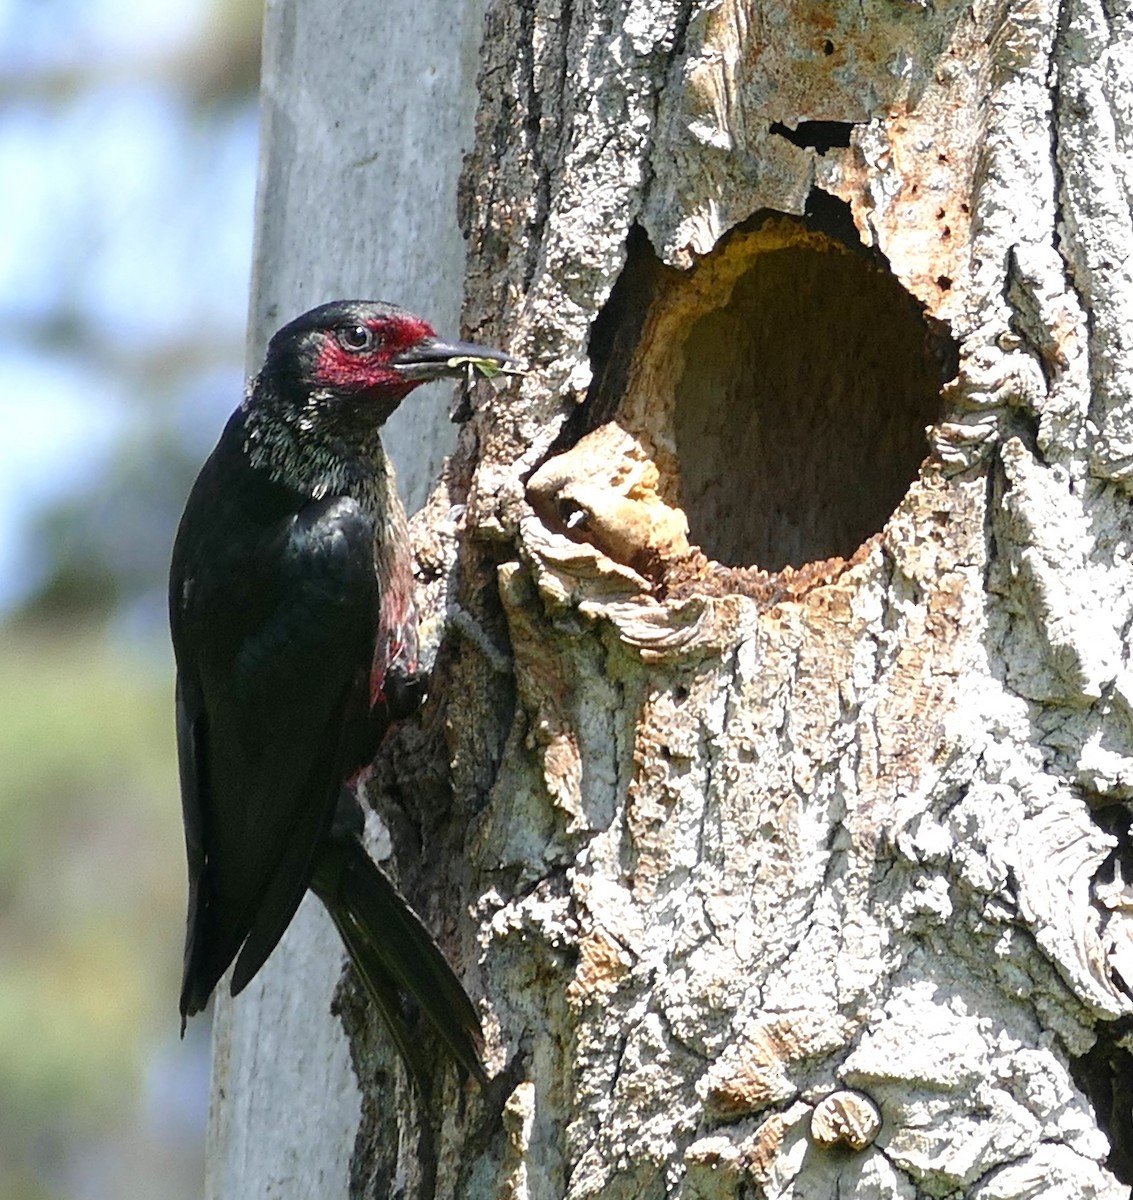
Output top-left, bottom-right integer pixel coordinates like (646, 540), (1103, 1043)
(170, 299), (506, 1083)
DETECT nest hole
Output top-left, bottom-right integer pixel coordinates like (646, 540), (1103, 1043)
(586, 212), (957, 577)
(673, 227), (952, 571)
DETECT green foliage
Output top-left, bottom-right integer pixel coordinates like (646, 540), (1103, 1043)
(0, 628), (196, 1195)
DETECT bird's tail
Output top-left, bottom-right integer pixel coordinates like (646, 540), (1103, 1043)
(310, 818), (486, 1089)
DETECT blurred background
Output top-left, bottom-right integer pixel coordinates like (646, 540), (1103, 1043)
(0, 0), (264, 1195)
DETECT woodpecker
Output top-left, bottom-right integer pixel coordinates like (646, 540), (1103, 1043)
(170, 299), (507, 1084)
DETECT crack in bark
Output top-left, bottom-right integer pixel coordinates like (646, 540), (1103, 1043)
(517, 0), (555, 293)
(1069, 1015), (1133, 1184)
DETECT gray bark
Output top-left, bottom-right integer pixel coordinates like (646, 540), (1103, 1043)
(210, 1), (1133, 1198)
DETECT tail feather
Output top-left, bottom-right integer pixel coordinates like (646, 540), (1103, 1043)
(312, 834), (486, 1088)
(321, 900), (437, 1089)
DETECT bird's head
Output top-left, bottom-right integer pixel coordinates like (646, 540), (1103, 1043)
(253, 299), (510, 435)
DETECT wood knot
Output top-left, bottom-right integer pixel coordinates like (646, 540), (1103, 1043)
(526, 422), (690, 579)
(810, 1089), (882, 1151)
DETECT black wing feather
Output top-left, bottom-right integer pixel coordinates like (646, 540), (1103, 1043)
(171, 412), (485, 1084)
(171, 439), (379, 1019)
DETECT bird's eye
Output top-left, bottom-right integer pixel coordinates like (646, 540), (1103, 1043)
(337, 324), (377, 352)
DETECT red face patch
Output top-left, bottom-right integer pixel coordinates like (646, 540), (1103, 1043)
(313, 315), (435, 393)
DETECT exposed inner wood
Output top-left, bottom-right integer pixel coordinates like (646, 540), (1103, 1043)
(674, 240), (950, 568)
(615, 218), (955, 572)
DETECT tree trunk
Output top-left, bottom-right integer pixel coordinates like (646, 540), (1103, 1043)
(211, 1), (1133, 1198)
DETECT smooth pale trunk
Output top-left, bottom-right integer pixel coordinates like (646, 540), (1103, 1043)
(205, 2), (487, 1196)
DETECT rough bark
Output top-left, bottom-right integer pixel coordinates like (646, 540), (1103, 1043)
(213, 1), (1133, 1199)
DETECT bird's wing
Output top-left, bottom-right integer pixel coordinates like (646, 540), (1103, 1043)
(174, 493), (379, 1018)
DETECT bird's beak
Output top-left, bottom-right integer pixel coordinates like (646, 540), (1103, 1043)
(390, 336), (513, 382)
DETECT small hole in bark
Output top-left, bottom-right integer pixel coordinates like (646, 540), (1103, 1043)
(769, 119), (854, 154)
(823, 39), (835, 55)
(558, 499), (589, 531)
(671, 212), (954, 570)
(1069, 1017), (1133, 1184)
(1069, 803), (1133, 1184)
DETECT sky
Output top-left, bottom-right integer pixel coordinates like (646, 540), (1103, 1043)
(0, 3), (261, 1194)
(0, 0), (258, 612)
